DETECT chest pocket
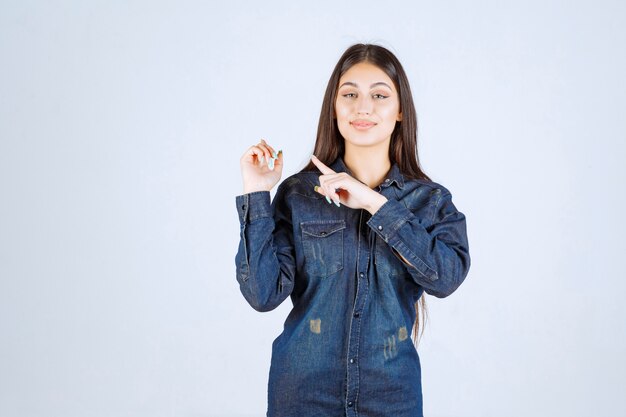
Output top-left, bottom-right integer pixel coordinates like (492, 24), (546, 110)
(300, 219), (346, 278)
(374, 236), (409, 277)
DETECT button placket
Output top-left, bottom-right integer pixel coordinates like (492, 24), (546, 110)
(345, 211), (371, 414)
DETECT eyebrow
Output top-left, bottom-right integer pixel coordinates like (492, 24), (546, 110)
(338, 81), (393, 90)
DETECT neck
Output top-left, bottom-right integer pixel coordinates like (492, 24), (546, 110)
(343, 144), (392, 189)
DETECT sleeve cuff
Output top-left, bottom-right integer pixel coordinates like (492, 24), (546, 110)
(235, 191), (272, 224)
(366, 198), (413, 243)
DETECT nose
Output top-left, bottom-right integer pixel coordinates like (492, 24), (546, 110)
(356, 95), (373, 115)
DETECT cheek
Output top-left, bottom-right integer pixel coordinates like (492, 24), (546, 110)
(334, 105), (351, 123)
(380, 105), (400, 122)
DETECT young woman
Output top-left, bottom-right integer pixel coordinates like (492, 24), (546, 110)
(235, 43), (471, 417)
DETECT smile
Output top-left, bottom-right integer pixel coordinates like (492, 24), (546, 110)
(351, 121), (376, 130)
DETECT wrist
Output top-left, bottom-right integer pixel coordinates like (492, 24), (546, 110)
(366, 194), (388, 215)
(243, 186), (272, 194)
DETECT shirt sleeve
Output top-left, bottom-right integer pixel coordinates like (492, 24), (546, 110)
(366, 189), (471, 298)
(234, 183), (296, 311)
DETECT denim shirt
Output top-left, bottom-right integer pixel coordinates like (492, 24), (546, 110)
(234, 156), (471, 417)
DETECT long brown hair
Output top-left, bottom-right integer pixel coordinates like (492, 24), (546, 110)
(300, 43), (432, 346)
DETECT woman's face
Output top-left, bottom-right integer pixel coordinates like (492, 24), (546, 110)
(334, 62), (402, 152)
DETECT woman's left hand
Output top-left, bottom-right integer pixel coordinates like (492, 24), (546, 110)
(311, 155), (388, 214)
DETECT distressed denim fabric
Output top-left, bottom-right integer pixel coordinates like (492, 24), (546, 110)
(234, 156), (471, 417)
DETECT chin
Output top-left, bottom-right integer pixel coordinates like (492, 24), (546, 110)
(344, 139), (387, 149)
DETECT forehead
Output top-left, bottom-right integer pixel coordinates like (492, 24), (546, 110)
(338, 62), (395, 89)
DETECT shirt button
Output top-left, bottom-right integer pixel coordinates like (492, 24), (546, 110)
(350, 358), (355, 364)
(242, 205), (246, 210)
(348, 401), (353, 407)
(359, 272), (364, 278)
(354, 312), (360, 317)
(378, 225), (383, 230)
(385, 178), (390, 182)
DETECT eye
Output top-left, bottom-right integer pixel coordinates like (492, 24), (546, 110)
(342, 93), (357, 98)
(373, 93), (389, 99)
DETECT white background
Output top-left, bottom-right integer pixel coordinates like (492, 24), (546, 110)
(1, 1), (625, 416)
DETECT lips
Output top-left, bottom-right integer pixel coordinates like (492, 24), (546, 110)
(351, 120), (376, 130)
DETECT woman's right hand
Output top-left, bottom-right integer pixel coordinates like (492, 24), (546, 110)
(240, 139), (284, 194)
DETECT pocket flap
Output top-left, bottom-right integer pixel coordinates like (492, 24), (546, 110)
(301, 220), (346, 238)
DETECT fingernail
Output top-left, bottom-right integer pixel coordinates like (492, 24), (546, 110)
(278, 149), (283, 156)
(268, 158), (275, 170)
(325, 196), (331, 204)
(334, 199), (340, 207)
(272, 150), (278, 158)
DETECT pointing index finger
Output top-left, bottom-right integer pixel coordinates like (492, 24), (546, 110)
(310, 154), (336, 175)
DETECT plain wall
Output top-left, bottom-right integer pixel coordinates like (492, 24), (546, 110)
(1, 1), (625, 416)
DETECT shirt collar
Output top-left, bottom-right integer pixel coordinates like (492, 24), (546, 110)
(329, 155), (405, 190)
